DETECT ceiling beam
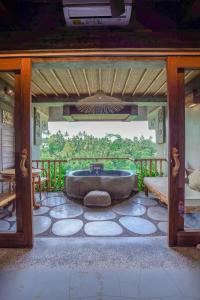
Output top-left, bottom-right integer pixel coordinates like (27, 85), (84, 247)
(32, 95), (167, 107)
(83, 69), (91, 96)
(1, 29), (200, 51)
(122, 68), (132, 96)
(50, 69), (69, 97)
(111, 69), (118, 96)
(153, 81), (166, 96)
(35, 69), (59, 96)
(66, 69), (80, 96)
(143, 68), (165, 96)
(132, 69), (147, 96)
(98, 68), (102, 91)
(33, 60), (166, 70)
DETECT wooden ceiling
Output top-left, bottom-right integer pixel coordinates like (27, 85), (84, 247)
(0, 66), (200, 100)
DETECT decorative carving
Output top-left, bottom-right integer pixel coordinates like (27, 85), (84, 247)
(172, 147), (180, 177)
(2, 110), (14, 126)
(178, 200), (185, 217)
(20, 148), (28, 178)
(77, 91), (124, 114)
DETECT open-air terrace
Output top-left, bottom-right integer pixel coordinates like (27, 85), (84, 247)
(1, 155), (200, 237)
(1, 60), (200, 241)
(1, 156), (169, 237)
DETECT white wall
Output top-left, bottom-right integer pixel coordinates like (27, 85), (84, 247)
(153, 105), (200, 173)
(185, 105), (200, 169)
(31, 105), (48, 160)
(31, 111), (41, 160)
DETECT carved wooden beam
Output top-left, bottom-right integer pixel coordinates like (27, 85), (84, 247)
(1, 30), (200, 50)
(32, 95), (167, 107)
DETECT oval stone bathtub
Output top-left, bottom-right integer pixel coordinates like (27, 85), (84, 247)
(64, 170), (137, 200)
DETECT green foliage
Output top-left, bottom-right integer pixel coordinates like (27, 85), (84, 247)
(136, 162), (160, 191)
(40, 131), (157, 191)
(47, 130), (66, 155)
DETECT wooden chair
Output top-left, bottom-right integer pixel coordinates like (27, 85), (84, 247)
(0, 176), (15, 193)
(32, 167), (48, 201)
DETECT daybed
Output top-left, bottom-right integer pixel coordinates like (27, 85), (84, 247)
(144, 176), (200, 212)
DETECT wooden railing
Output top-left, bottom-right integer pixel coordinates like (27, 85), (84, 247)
(32, 157), (167, 192)
(134, 158), (167, 190)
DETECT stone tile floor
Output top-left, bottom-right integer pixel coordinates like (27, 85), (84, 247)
(0, 191), (200, 237)
(0, 237), (200, 300)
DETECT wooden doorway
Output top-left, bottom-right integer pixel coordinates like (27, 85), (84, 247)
(167, 56), (200, 246)
(0, 58), (33, 247)
(0, 52), (200, 248)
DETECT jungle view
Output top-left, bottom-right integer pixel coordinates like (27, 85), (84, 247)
(39, 128), (158, 190)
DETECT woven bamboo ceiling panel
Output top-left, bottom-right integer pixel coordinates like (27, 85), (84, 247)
(0, 68), (200, 99)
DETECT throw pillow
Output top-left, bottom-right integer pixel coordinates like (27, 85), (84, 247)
(188, 169), (200, 192)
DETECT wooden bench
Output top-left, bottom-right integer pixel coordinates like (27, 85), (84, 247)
(0, 192), (16, 211)
(144, 176), (200, 212)
(144, 177), (168, 205)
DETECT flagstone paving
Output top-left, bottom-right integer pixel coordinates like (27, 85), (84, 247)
(33, 206), (50, 216)
(33, 216), (52, 235)
(112, 202), (146, 216)
(147, 206), (168, 221)
(84, 209), (116, 221)
(119, 216), (157, 235)
(52, 219), (83, 236)
(49, 203), (84, 219)
(84, 221), (123, 236)
(157, 221), (168, 233)
(0, 219), (10, 231)
(1, 192), (200, 236)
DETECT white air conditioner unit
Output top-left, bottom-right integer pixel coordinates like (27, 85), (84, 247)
(63, 0), (132, 27)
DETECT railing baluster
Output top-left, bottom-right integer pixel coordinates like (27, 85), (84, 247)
(47, 160), (51, 192)
(150, 159), (152, 176)
(54, 160), (56, 191)
(145, 160), (147, 176)
(140, 160), (143, 190)
(59, 161), (62, 190)
(160, 159), (163, 176)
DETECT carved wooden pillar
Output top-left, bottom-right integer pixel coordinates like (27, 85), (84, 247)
(167, 57), (185, 247)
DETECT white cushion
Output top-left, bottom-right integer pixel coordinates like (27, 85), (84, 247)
(84, 190), (111, 207)
(188, 169), (200, 192)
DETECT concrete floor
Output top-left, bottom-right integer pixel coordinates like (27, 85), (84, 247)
(0, 237), (200, 300)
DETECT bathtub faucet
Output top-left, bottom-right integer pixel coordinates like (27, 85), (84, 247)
(90, 163), (104, 175)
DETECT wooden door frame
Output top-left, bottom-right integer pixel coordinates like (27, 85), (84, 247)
(0, 51), (200, 248)
(167, 56), (200, 247)
(0, 58), (33, 248)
